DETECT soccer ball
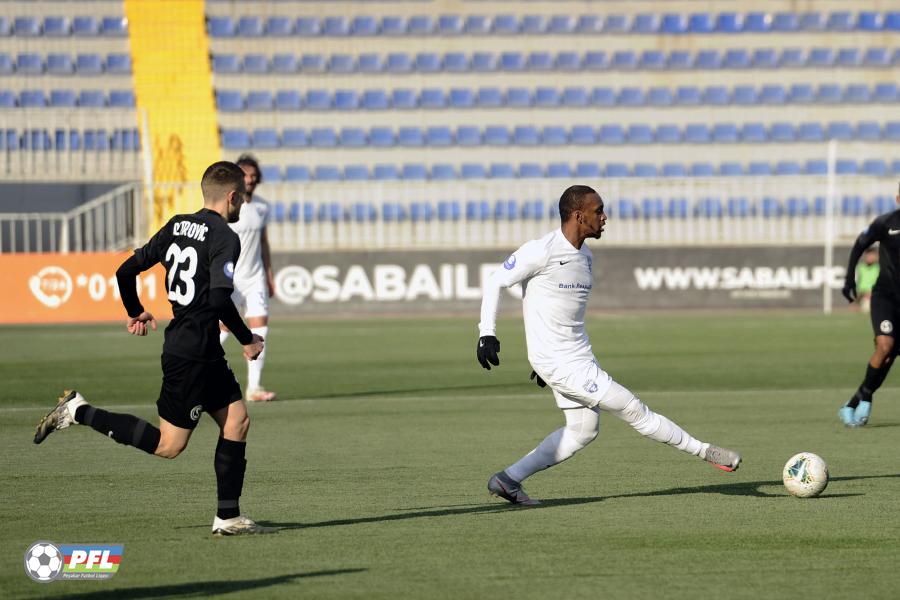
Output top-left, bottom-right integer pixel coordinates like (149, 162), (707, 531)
(24, 542), (62, 582)
(782, 452), (829, 498)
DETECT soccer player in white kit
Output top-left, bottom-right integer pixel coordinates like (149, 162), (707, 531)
(219, 155), (277, 402)
(477, 185), (741, 505)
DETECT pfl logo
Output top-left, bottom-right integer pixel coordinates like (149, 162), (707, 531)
(25, 542), (123, 582)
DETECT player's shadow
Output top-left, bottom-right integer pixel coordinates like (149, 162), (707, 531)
(56, 568), (367, 599)
(261, 473), (899, 531)
(305, 381), (536, 400)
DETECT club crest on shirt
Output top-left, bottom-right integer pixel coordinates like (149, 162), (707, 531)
(503, 254), (517, 270)
(224, 261), (235, 279)
(190, 405), (203, 421)
(582, 380), (598, 394)
(880, 320), (893, 334)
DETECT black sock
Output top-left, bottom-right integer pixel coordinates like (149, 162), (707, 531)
(214, 437), (246, 520)
(75, 405), (160, 455)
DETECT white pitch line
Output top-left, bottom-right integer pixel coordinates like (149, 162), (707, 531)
(0, 388), (856, 413)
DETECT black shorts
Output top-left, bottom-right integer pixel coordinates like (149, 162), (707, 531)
(157, 354), (242, 430)
(870, 292), (900, 338)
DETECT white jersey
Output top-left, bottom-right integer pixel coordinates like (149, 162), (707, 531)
(229, 196), (270, 285)
(479, 229), (610, 398)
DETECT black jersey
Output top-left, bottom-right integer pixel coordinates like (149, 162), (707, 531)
(853, 209), (900, 297)
(131, 208), (241, 361)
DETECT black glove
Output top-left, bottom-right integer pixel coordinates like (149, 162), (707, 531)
(530, 370), (547, 388)
(476, 336), (500, 370)
(842, 280), (857, 303)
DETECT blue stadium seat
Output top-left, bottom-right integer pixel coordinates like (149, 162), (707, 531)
(105, 53), (130, 74)
(398, 127), (425, 147)
(885, 122), (900, 141)
(480, 87), (506, 107)
(260, 165), (280, 183)
(521, 200), (545, 221)
(886, 12), (900, 31)
(489, 163), (515, 179)
(616, 199), (639, 219)
(733, 86), (759, 105)
(773, 13), (799, 32)
(334, 90), (359, 110)
(448, 88), (474, 108)
(611, 51), (637, 70)
(591, 87), (615, 106)
(761, 197), (782, 217)
(841, 196), (866, 216)
(628, 125), (653, 144)
(392, 89), (417, 109)
(599, 125), (625, 144)
(570, 125), (596, 145)
(856, 122), (881, 141)
(100, 17), (127, 36)
(408, 16), (434, 35)
(522, 15), (547, 34)
(385, 53), (411, 73)
(350, 203), (377, 222)
(323, 16), (349, 36)
(49, 90), (76, 107)
(484, 126), (510, 146)
(808, 48), (834, 68)
(416, 53), (441, 72)
(329, 54), (355, 73)
(78, 90), (105, 107)
(789, 84), (815, 103)
(584, 52), (608, 71)
(741, 123), (767, 143)
(744, 13), (771, 32)
(212, 54), (240, 73)
(465, 200), (490, 221)
(576, 163), (601, 178)
(493, 200), (518, 221)
(380, 16), (406, 36)
(873, 83), (898, 103)
(661, 14), (688, 34)
(748, 162), (772, 176)
(663, 163), (687, 177)
(438, 15), (463, 35)
(799, 12), (825, 31)
(431, 164), (457, 180)
(634, 163), (658, 178)
(285, 165), (310, 182)
(719, 162), (743, 176)
(872, 195), (895, 213)
(640, 50), (666, 70)
(317, 202), (344, 222)
(862, 160), (888, 177)
(109, 90), (134, 108)
(836, 160), (857, 175)
(769, 122), (795, 142)
(798, 123), (825, 142)
(20, 90), (45, 108)
(656, 125), (681, 144)
(617, 87), (644, 106)
(72, 16), (99, 36)
(816, 84), (842, 104)
(351, 16), (378, 36)
(715, 13), (742, 33)
(676, 86), (702, 105)
(374, 164), (399, 180)
(514, 126), (539, 146)
(668, 198), (689, 218)
(804, 159), (827, 175)
(785, 197), (809, 216)
(842, 84), (868, 103)
(252, 128), (279, 149)
(270, 53), (296, 73)
(456, 126), (481, 146)
(419, 89), (446, 109)
(461, 164), (487, 179)
(305, 90), (330, 110)
(642, 198), (665, 218)
(712, 123), (738, 143)
(775, 161), (802, 175)
(17, 53), (43, 74)
(694, 50), (721, 69)
(780, 48), (805, 68)
(542, 126), (567, 146)
(295, 17), (319, 36)
(309, 127), (336, 147)
(383, 203), (407, 222)
(411, 202), (434, 222)
(684, 124), (711, 143)
(282, 128), (308, 148)
(555, 52), (580, 71)
(827, 122), (853, 140)
(427, 126), (453, 146)
(266, 16), (293, 36)
(547, 163), (572, 178)
(668, 51), (693, 70)
(46, 53), (73, 75)
(647, 87), (674, 106)
(836, 48), (860, 67)
(632, 14), (660, 34)
(245, 91), (272, 111)
(694, 198), (723, 218)
(492, 14), (519, 34)
(237, 16), (263, 37)
(221, 129), (250, 149)
(827, 12), (855, 31)
(534, 87), (560, 107)
(43, 17), (68, 36)
(760, 85), (787, 105)
(752, 49), (778, 69)
(604, 163), (629, 178)
(275, 90), (301, 111)
(273, 202), (286, 223)
(471, 52), (497, 72)
(402, 164), (428, 180)
(357, 53), (382, 72)
(602, 15), (629, 34)
(561, 87), (589, 107)
(863, 48), (890, 68)
(242, 54), (268, 74)
(443, 53), (468, 72)
(339, 127), (366, 147)
(548, 15), (576, 34)
(362, 90), (389, 110)
(14, 16), (40, 36)
(527, 52), (553, 71)
(723, 49), (751, 69)
(518, 163), (543, 178)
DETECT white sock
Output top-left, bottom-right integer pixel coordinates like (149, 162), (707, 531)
(219, 330), (229, 346)
(612, 393), (704, 456)
(506, 407), (600, 482)
(247, 326), (268, 391)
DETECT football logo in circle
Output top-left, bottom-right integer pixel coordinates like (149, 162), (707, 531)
(190, 405), (203, 421)
(880, 320), (893, 334)
(503, 254), (517, 270)
(24, 541), (63, 583)
(224, 261), (235, 279)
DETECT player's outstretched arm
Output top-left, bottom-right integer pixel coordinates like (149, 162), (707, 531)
(127, 312), (157, 336)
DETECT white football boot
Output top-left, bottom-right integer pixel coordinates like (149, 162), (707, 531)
(33, 390), (87, 444)
(212, 515), (279, 536)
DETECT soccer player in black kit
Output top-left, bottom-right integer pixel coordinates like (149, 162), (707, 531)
(34, 161), (277, 535)
(839, 181), (900, 428)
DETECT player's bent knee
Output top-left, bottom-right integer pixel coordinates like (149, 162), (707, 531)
(570, 428), (598, 448)
(223, 413), (250, 441)
(155, 442), (186, 459)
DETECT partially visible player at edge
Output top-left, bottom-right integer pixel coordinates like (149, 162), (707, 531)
(477, 185), (742, 506)
(839, 180), (900, 427)
(219, 154), (277, 402)
(33, 161), (277, 535)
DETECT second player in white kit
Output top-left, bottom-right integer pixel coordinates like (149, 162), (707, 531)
(477, 185), (741, 505)
(220, 155), (277, 402)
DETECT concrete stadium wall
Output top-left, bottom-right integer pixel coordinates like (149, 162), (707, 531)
(269, 245), (853, 315)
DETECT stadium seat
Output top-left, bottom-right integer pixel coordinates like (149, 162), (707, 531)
(310, 127), (337, 147)
(872, 195), (895, 213)
(275, 90), (301, 111)
(411, 202), (434, 222)
(804, 159), (827, 175)
(456, 126), (481, 146)
(785, 197), (809, 216)
(237, 16), (263, 37)
(661, 14), (688, 34)
(242, 54), (268, 74)
(245, 91), (272, 111)
(797, 123), (825, 142)
(514, 126), (539, 146)
(374, 164), (399, 180)
(397, 127), (425, 147)
(642, 198), (665, 219)
(616, 199), (639, 219)
(103, 53), (130, 74)
(402, 164), (428, 180)
(827, 12), (855, 31)
(478, 87), (503, 107)
(885, 122), (900, 141)
(392, 89), (417, 109)
(862, 159), (888, 177)
(841, 196), (866, 216)
(19, 90), (45, 108)
(416, 53), (441, 72)
(266, 16), (293, 36)
(492, 14), (518, 34)
(741, 123), (767, 143)
(282, 128), (308, 148)
(843, 84), (870, 103)
(712, 123), (738, 143)
(438, 15), (464, 35)
(772, 13), (799, 31)
(715, 13), (742, 33)
(676, 86), (702, 105)
(520, 15), (546, 34)
(548, 15), (576, 34)
(520, 200), (545, 221)
(329, 54), (355, 73)
(602, 15), (629, 33)
(518, 163), (543, 178)
(419, 89), (446, 109)
(863, 48), (890, 68)
(632, 14), (660, 34)
(534, 88), (559, 107)
(100, 16), (127, 36)
(668, 198), (689, 218)
(570, 125), (596, 145)
(489, 163), (515, 179)
(612, 51), (637, 70)
(887, 12), (900, 31)
(562, 87), (589, 107)
(547, 163), (572, 178)
(836, 160), (857, 175)
(46, 53), (73, 75)
(17, 53), (43, 74)
(356, 53), (382, 72)
(656, 125), (681, 144)
(484, 126), (510, 146)
(339, 127), (366, 147)
(733, 87), (759, 106)
(431, 164), (456, 180)
(322, 16), (349, 36)
(449, 88), (475, 108)
(684, 124), (711, 143)
(212, 54), (240, 73)
(49, 90), (76, 107)
(380, 16), (406, 36)
(350, 202), (376, 222)
(208, 16), (234, 36)
(744, 13), (770, 32)
(591, 87), (615, 106)
(461, 164), (487, 179)
(760, 85), (787, 105)
(668, 51), (693, 70)
(789, 84), (815, 103)
(252, 128), (278, 149)
(78, 90), (105, 107)
(351, 16), (378, 36)
(542, 126), (567, 146)
(775, 161), (802, 175)
(109, 90), (134, 108)
(305, 90), (330, 110)
(723, 49), (751, 69)
(780, 48), (804, 68)
(694, 198), (723, 218)
(694, 50), (721, 69)
(640, 50), (666, 70)
(427, 126), (453, 146)
(761, 197), (782, 217)
(856, 122), (881, 141)
(836, 48), (861, 67)
(527, 52), (553, 71)
(385, 53), (411, 73)
(873, 83), (898, 103)
(826, 122), (853, 140)
(466, 200), (490, 221)
(382, 203), (407, 222)
(662, 163), (687, 177)
(808, 48), (834, 68)
(471, 53), (497, 72)
(408, 15), (434, 35)
(599, 125), (625, 144)
(647, 87), (674, 106)
(748, 162), (772, 176)
(798, 12), (825, 31)
(221, 129), (250, 149)
(43, 17), (68, 36)
(362, 90), (389, 110)
(334, 90), (359, 110)
(719, 162), (743, 176)
(443, 52), (467, 72)
(72, 16), (99, 36)
(816, 84), (842, 104)
(769, 123), (795, 142)
(752, 49), (778, 69)
(627, 125), (653, 144)
(576, 163), (601, 178)
(604, 163), (629, 178)
(555, 52), (580, 71)
(634, 163), (658, 178)
(617, 87), (644, 106)
(14, 16), (40, 36)
(260, 165), (280, 183)
(584, 52), (608, 71)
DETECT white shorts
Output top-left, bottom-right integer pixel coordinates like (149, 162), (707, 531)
(231, 278), (268, 318)
(545, 359), (614, 410)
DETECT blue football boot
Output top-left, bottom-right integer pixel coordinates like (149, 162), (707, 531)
(854, 401), (872, 426)
(838, 402), (859, 427)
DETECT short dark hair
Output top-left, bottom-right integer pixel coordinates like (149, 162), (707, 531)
(201, 161), (245, 202)
(558, 185), (598, 221)
(236, 153), (262, 183)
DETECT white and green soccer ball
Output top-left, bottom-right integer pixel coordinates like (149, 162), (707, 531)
(783, 452), (829, 498)
(24, 542), (63, 582)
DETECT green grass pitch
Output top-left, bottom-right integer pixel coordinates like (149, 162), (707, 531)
(2, 311), (899, 599)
